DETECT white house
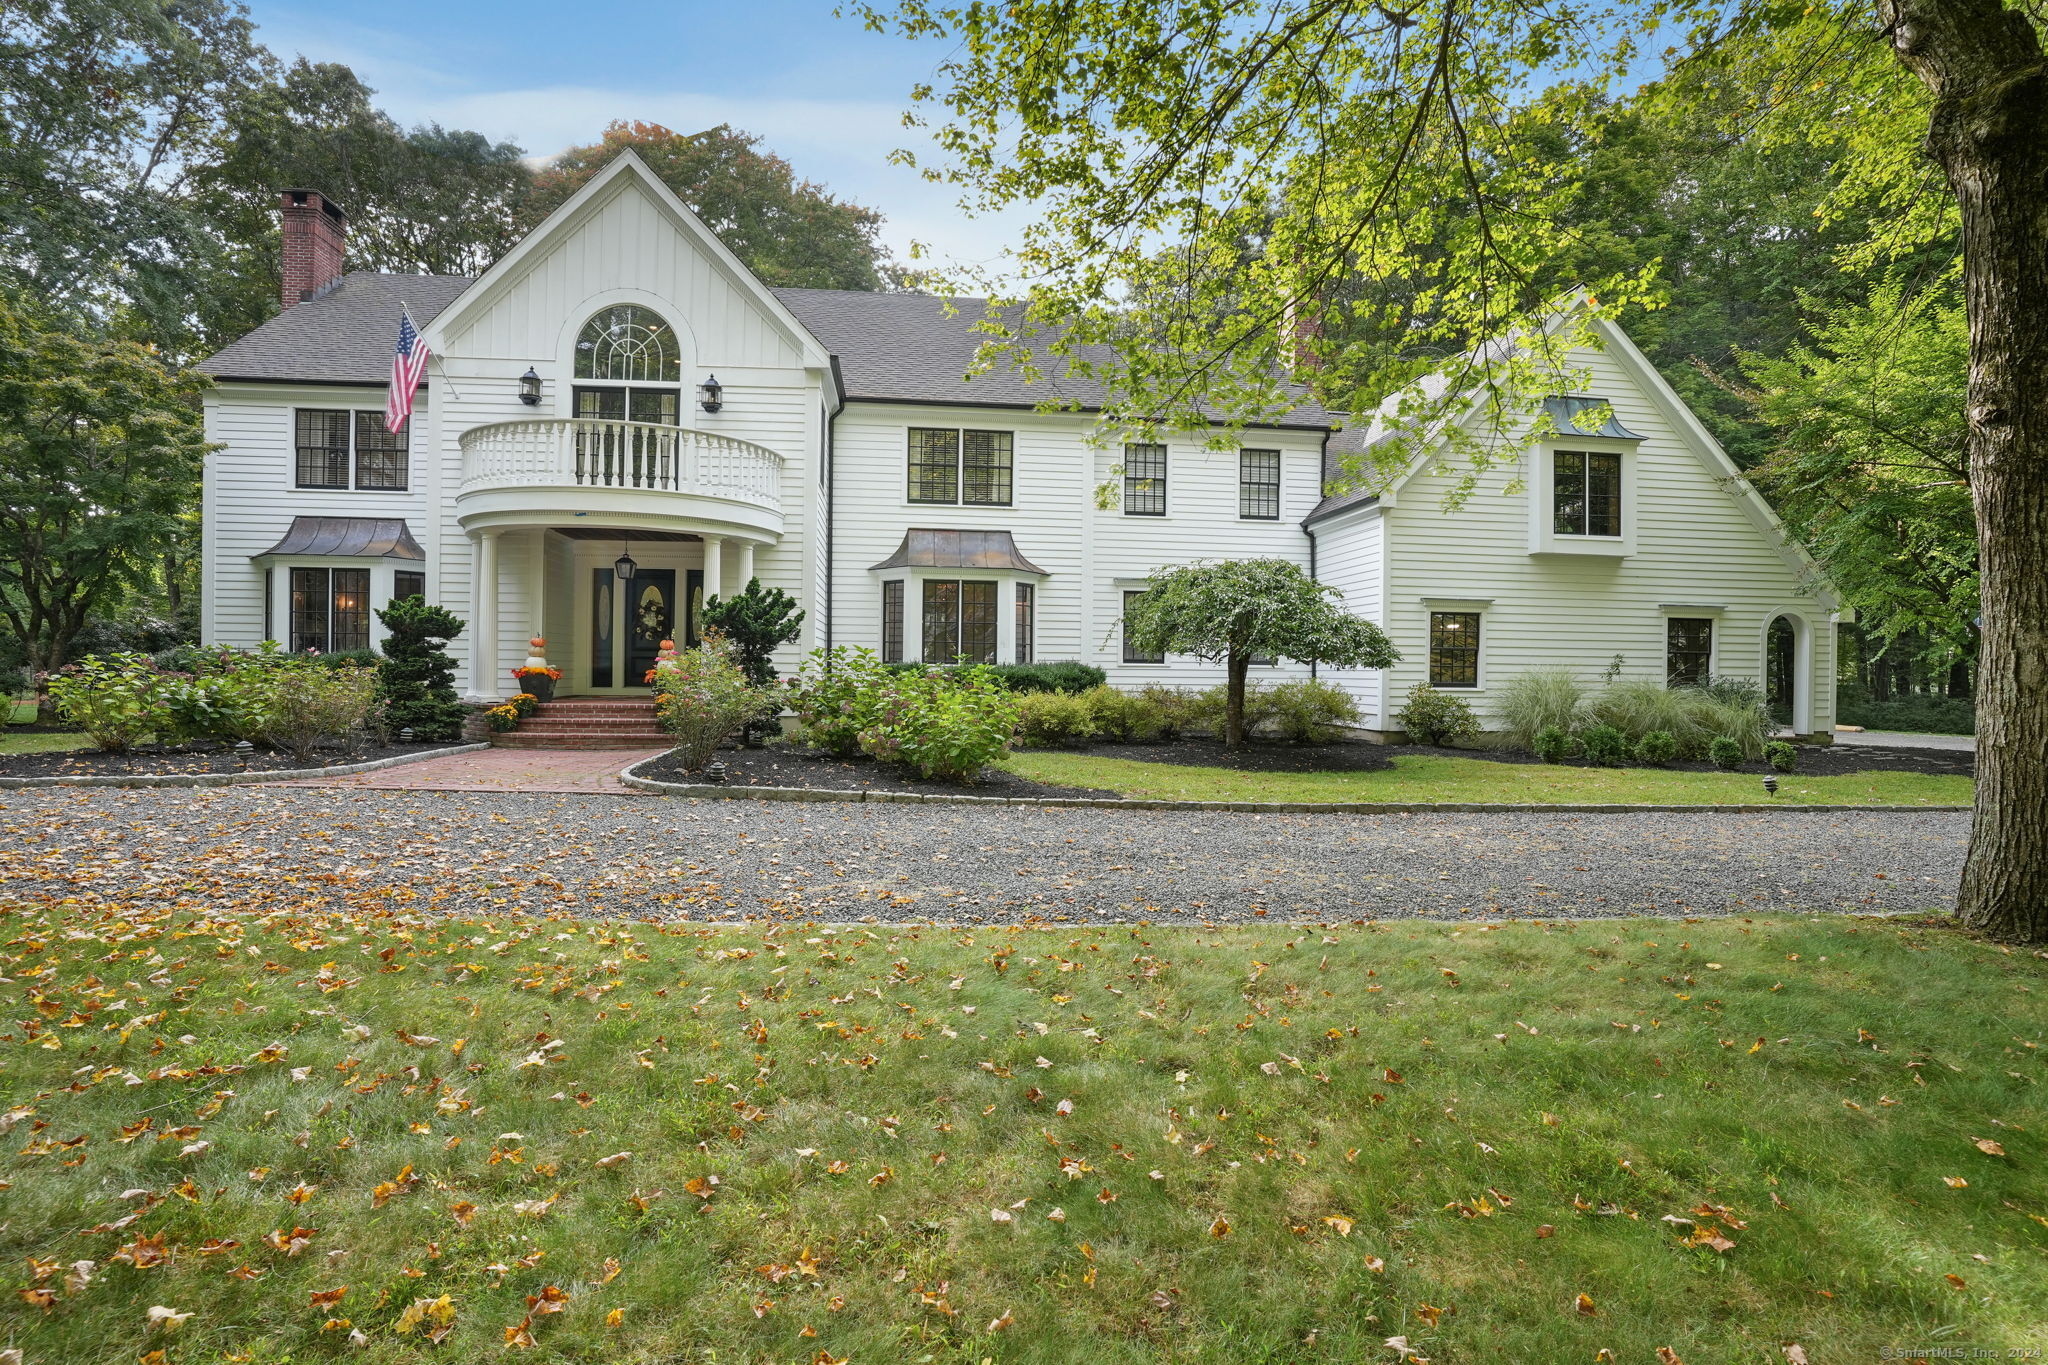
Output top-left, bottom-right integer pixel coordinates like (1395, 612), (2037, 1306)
(199, 151), (1841, 741)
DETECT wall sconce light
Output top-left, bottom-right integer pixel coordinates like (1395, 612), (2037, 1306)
(698, 375), (723, 413)
(518, 367), (542, 405)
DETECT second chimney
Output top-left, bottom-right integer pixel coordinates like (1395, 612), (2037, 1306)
(280, 189), (347, 307)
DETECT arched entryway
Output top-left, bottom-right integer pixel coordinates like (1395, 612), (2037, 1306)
(1762, 611), (1812, 736)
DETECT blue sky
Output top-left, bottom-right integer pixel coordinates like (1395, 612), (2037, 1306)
(240, 0), (1025, 270)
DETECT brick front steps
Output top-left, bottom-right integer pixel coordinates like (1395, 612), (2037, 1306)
(493, 696), (669, 750)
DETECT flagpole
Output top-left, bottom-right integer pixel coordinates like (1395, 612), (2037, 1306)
(401, 300), (463, 402)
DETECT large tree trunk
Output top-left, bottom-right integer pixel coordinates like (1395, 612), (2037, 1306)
(1881, 0), (2048, 940)
(1224, 649), (1252, 750)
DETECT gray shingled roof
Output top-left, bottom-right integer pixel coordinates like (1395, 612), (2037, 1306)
(201, 273), (1335, 430)
(773, 287), (1333, 428)
(201, 273), (474, 384)
(1302, 425), (1383, 525)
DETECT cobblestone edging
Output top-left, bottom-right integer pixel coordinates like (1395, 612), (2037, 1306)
(0, 743), (491, 791)
(617, 757), (1971, 815)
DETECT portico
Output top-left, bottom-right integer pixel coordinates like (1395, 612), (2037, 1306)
(457, 415), (782, 699)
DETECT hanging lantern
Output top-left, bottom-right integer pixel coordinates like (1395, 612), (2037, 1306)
(614, 532), (637, 582)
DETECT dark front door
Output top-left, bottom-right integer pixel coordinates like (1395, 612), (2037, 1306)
(625, 569), (676, 686)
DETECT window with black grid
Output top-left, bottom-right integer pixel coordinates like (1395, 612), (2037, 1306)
(962, 431), (1013, 505)
(392, 571), (425, 604)
(1015, 583), (1035, 664)
(1554, 450), (1622, 536)
(353, 413), (409, 490)
(1123, 590), (1164, 664)
(295, 410), (351, 489)
(921, 580), (959, 662)
(959, 582), (997, 662)
(290, 568), (330, 652)
(908, 428), (960, 503)
(330, 569), (370, 651)
(1667, 617), (1713, 686)
(881, 581), (905, 662)
(1124, 443), (1166, 515)
(1428, 612), (1480, 688)
(1239, 449), (1281, 519)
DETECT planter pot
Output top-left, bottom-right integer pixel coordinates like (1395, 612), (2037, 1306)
(517, 675), (555, 703)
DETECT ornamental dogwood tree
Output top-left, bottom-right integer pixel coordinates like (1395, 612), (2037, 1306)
(1123, 559), (1397, 749)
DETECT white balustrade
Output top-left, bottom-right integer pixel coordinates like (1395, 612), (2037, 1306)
(458, 419), (784, 510)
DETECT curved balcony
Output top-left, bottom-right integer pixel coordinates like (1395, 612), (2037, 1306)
(456, 418), (785, 540)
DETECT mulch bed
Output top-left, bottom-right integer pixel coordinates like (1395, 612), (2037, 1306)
(0, 738), (454, 779)
(638, 744), (1119, 800)
(1055, 736), (1974, 779)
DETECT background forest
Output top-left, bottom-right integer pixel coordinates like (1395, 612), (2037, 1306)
(0, 0), (1973, 731)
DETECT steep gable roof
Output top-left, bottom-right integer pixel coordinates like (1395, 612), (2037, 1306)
(200, 273), (473, 384)
(422, 149), (832, 371)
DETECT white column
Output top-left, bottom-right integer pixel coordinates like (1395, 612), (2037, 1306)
(736, 540), (755, 591)
(526, 529), (546, 650)
(473, 528), (501, 699)
(702, 534), (724, 603)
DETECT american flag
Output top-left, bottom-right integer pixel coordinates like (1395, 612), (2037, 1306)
(386, 306), (430, 432)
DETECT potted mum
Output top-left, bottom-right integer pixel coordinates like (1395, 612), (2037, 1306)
(512, 636), (561, 702)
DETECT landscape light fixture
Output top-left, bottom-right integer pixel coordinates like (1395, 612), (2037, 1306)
(518, 367), (542, 405)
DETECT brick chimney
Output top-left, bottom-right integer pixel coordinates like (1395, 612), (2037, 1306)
(280, 189), (347, 307)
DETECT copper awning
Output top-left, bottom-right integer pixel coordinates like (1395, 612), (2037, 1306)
(1542, 395), (1643, 440)
(869, 528), (1048, 575)
(252, 516), (425, 560)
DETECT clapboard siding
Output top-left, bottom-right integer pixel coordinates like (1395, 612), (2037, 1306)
(829, 404), (1327, 686)
(1368, 334), (1837, 734)
(201, 384), (432, 649)
(1309, 505), (1388, 728)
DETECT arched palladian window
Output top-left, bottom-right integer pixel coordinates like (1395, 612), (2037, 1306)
(572, 305), (681, 429)
(574, 305), (681, 383)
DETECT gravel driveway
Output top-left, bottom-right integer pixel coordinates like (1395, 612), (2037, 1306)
(0, 787), (1965, 922)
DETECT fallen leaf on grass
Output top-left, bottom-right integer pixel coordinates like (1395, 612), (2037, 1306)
(147, 1305), (193, 1333)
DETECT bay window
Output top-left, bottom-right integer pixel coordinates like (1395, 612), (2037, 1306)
(921, 580), (998, 663)
(289, 567), (370, 654)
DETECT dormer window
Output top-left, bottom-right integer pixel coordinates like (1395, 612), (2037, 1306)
(1529, 396), (1641, 557)
(1554, 450), (1621, 537)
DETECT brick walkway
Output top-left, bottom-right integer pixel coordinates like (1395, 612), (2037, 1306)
(285, 745), (667, 794)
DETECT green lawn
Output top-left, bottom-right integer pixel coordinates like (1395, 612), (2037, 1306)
(0, 727), (92, 755)
(1, 898), (2041, 1362)
(1004, 749), (1974, 806)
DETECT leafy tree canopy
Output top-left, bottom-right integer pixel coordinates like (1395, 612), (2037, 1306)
(189, 59), (530, 351)
(0, 288), (209, 692)
(1738, 279), (1974, 656)
(519, 122), (896, 292)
